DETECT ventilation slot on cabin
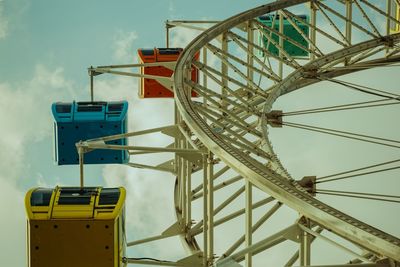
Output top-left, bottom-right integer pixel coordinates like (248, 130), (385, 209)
(58, 188), (96, 205)
(77, 102), (106, 112)
(77, 105), (103, 112)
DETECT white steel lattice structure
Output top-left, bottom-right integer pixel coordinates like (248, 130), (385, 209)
(80, 0), (400, 266)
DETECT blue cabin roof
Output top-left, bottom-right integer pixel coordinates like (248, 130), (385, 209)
(52, 101), (128, 123)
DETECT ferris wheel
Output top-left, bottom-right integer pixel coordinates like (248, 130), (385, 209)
(26, 0), (400, 266)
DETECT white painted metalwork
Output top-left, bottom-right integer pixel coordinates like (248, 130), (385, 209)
(80, 0), (400, 266)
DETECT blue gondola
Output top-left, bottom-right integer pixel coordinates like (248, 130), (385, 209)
(52, 101), (129, 165)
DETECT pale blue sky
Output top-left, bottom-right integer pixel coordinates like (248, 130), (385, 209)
(0, 0), (271, 82)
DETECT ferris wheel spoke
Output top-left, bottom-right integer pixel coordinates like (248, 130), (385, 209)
(317, 189), (400, 200)
(282, 99), (400, 116)
(195, 61), (270, 100)
(228, 31), (281, 83)
(195, 103), (259, 135)
(316, 191), (400, 204)
(321, 78), (400, 99)
(193, 112), (269, 159)
(316, 165), (400, 184)
(281, 121), (400, 149)
(226, 30), (298, 70)
(353, 0), (382, 38)
(193, 108), (268, 157)
(189, 81), (261, 116)
(205, 42), (278, 82)
(207, 55), (271, 99)
(192, 174), (243, 201)
(313, 3), (350, 46)
(360, 0), (399, 28)
(316, 158), (400, 181)
(315, 2), (378, 39)
(282, 8), (348, 48)
(199, 99), (262, 132)
(195, 104), (262, 138)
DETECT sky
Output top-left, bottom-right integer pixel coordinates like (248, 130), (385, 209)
(1, 0), (399, 266)
(0, 0), (277, 266)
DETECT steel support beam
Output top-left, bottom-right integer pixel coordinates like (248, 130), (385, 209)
(217, 225), (296, 266)
(299, 218), (312, 266)
(207, 152), (215, 263)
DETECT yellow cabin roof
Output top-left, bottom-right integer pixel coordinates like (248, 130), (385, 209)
(25, 186), (126, 220)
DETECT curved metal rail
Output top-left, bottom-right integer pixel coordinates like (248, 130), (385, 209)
(173, 0), (400, 262)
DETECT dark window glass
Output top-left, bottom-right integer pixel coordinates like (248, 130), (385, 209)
(158, 48), (182, 55)
(108, 103), (124, 112)
(99, 188), (120, 205)
(31, 189), (54, 206)
(141, 49), (154, 56)
(58, 188), (97, 205)
(56, 104), (72, 113)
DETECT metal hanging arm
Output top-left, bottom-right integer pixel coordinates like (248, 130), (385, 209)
(88, 66), (103, 102)
(76, 141), (85, 188)
(86, 61), (177, 101)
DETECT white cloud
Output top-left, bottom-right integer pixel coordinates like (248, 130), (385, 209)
(113, 30), (138, 62)
(0, 0), (8, 39)
(0, 65), (74, 180)
(0, 179), (25, 266)
(0, 65), (74, 150)
(170, 26), (202, 48)
(168, 1), (175, 13)
(0, 64), (75, 265)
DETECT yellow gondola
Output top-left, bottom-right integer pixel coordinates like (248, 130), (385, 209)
(25, 186), (126, 267)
